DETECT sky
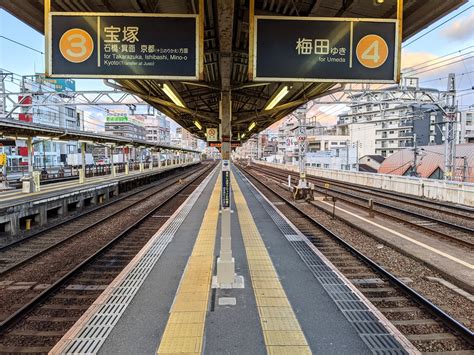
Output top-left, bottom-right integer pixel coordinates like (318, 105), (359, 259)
(1, 1), (473, 131)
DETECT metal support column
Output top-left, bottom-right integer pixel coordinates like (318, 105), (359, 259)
(296, 105), (308, 189)
(215, 91), (237, 287)
(158, 150), (161, 169)
(139, 148), (144, 172)
(444, 73), (457, 180)
(111, 145), (116, 177)
(79, 142), (86, 184)
(125, 146), (130, 175)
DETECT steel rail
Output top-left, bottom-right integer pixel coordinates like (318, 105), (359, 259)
(238, 164), (474, 346)
(0, 163), (214, 335)
(252, 165), (474, 235)
(256, 163), (474, 216)
(0, 164), (200, 254)
(0, 166), (207, 278)
(252, 166), (473, 248)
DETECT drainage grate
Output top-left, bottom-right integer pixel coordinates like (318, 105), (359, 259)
(62, 167), (218, 354)
(236, 170), (408, 355)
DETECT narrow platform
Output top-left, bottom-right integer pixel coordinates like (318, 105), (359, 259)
(0, 162), (196, 208)
(0, 162), (198, 237)
(50, 164), (415, 355)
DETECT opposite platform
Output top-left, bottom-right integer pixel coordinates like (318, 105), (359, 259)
(50, 164), (416, 354)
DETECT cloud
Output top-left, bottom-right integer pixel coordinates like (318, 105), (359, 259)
(442, 12), (474, 42)
(401, 51), (438, 71)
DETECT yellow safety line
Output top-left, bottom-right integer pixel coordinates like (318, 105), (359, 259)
(320, 200), (474, 269)
(231, 172), (311, 355)
(157, 175), (220, 354)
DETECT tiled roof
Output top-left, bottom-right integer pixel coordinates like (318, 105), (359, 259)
(378, 144), (474, 182)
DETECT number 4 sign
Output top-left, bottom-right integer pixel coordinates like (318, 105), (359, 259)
(356, 34), (389, 69)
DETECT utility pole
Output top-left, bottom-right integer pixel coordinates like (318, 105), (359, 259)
(444, 73), (457, 180)
(346, 140), (350, 170)
(411, 133), (418, 177)
(462, 156), (468, 182)
(296, 105), (308, 188)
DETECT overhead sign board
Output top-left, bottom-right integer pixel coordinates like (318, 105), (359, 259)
(208, 141), (241, 148)
(206, 127), (218, 142)
(253, 16), (399, 83)
(36, 74), (76, 92)
(48, 13), (199, 80)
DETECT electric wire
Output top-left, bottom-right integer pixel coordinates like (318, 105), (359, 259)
(402, 5), (474, 48)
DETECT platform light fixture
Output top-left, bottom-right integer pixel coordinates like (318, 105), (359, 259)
(241, 133), (246, 139)
(248, 121), (256, 132)
(265, 85), (289, 110)
(79, 140), (95, 145)
(193, 120), (202, 130)
(5, 135), (29, 140)
(162, 83), (185, 108)
(373, 0), (384, 5)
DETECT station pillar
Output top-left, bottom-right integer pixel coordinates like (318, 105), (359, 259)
(125, 147), (130, 175)
(157, 151), (161, 169)
(110, 145), (116, 177)
(79, 142), (86, 184)
(215, 91), (237, 288)
(21, 137), (37, 193)
(139, 148), (144, 172)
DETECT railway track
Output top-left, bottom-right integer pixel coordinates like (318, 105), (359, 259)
(249, 164), (474, 249)
(253, 163), (474, 223)
(238, 164), (473, 353)
(0, 163), (215, 353)
(0, 164), (205, 275)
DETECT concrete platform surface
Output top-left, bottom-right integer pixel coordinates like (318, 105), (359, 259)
(0, 162), (197, 208)
(49, 164), (415, 355)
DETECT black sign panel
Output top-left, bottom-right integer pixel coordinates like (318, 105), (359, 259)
(49, 13), (198, 79)
(254, 17), (398, 82)
(222, 169), (230, 208)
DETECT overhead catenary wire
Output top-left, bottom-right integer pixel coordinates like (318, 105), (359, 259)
(0, 35), (44, 55)
(402, 5), (474, 48)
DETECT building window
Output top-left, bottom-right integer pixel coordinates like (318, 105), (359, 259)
(65, 107), (75, 117)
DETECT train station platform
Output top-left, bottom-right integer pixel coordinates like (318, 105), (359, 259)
(50, 164), (415, 355)
(0, 162), (198, 237)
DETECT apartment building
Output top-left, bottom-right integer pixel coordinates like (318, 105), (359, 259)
(337, 85), (446, 157)
(105, 114), (146, 140)
(460, 109), (474, 143)
(145, 112), (171, 144)
(18, 75), (82, 169)
(175, 127), (198, 150)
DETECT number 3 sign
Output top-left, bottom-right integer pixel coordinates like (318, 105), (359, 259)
(356, 34), (389, 69)
(59, 28), (94, 63)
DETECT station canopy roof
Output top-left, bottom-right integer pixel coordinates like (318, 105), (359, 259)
(0, 118), (201, 153)
(0, 0), (467, 141)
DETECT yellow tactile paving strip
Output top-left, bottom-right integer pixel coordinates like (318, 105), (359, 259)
(231, 172), (312, 355)
(157, 175), (220, 354)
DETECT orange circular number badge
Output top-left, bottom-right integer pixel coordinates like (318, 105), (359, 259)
(59, 28), (94, 63)
(356, 34), (388, 69)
